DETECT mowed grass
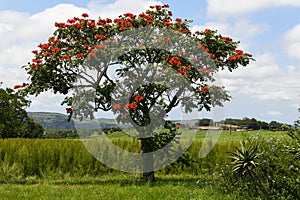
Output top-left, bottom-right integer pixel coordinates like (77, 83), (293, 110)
(0, 130), (287, 199)
(0, 175), (235, 200)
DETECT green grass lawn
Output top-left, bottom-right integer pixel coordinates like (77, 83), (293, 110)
(0, 175), (235, 200)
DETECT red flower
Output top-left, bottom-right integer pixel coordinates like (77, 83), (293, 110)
(167, 56), (182, 66)
(66, 108), (73, 113)
(32, 59), (42, 63)
(204, 29), (212, 34)
(32, 50), (39, 55)
(235, 50), (243, 55)
(163, 4), (169, 8)
(209, 53), (216, 59)
(155, 5), (162, 10)
(220, 36), (232, 42)
(95, 34), (106, 40)
(168, 11), (173, 16)
(175, 18), (182, 23)
(124, 13), (136, 19)
(164, 21), (173, 26)
(113, 104), (121, 110)
(76, 53), (84, 58)
(199, 68), (213, 73)
(52, 47), (61, 53)
(179, 51), (186, 56)
(245, 53), (253, 57)
(201, 86), (209, 92)
(43, 52), (52, 57)
(124, 103), (138, 109)
(178, 68), (187, 76)
(62, 55), (72, 60)
(30, 64), (39, 69)
(119, 26), (126, 31)
(134, 95), (144, 102)
(81, 13), (89, 18)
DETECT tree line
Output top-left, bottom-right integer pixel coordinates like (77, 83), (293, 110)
(196, 117), (292, 131)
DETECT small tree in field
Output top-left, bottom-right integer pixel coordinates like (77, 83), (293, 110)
(21, 4), (253, 180)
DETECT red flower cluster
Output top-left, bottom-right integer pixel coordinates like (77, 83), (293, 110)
(66, 108), (73, 113)
(199, 68), (213, 73)
(113, 104), (121, 110)
(209, 53), (216, 59)
(167, 56), (182, 66)
(32, 50), (39, 55)
(178, 68), (187, 76)
(95, 34), (106, 40)
(201, 86), (209, 92)
(175, 18), (182, 23)
(13, 83), (28, 90)
(62, 55), (72, 60)
(32, 59), (42, 63)
(38, 43), (50, 50)
(235, 50), (243, 55)
(134, 95), (144, 102)
(228, 55), (241, 61)
(76, 53), (84, 58)
(43, 52), (52, 57)
(81, 13), (89, 18)
(244, 53), (253, 57)
(88, 20), (96, 28)
(52, 47), (61, 53)
(124, 103), (138, 109)
(204, 29), (212, 34)
(124, 13), (136, 19)
(220, 36), (233, 42)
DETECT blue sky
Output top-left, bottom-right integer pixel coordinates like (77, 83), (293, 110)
(0, 0), (299, 124)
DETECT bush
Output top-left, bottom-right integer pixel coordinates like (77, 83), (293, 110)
(219, 132), (300, 199)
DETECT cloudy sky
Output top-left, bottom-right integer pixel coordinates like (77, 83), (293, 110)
(0, 0), (299, 124)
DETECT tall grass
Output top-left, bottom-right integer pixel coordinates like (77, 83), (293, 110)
(0, 130), (285, 181)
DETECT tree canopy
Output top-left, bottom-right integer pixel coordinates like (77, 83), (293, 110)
(18, 4), (254, 180)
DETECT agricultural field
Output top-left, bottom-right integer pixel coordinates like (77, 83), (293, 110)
(0, 130), (299, 199)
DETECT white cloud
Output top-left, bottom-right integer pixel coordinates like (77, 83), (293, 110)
(219, 52), (300, 102)
(267, 110), (282, 117)
(88, 0), (160, 19)
(283, 23), (300, 61)
(207, 0), (300, 18)
(192, 20), (269, 49)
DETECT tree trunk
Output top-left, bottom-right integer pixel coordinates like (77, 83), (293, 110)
(141, 138), (155, 181)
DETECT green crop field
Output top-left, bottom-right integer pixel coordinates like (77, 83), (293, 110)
(0, 130), (298, 199)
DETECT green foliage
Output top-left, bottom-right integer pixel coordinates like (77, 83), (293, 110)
(229, 140), (260, 178)
(0, 86), (44, 138)
(219, 132), (300, 199)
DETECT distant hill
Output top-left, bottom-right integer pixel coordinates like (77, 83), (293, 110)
(28, 112), (76, 130)
(28, 112), (125, 130)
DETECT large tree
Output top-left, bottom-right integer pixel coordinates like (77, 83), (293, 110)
(21, 4), (253, 180)
(0, 83), (44, 138)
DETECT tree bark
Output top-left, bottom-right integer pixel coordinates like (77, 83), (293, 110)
(141, 138), (155, 181)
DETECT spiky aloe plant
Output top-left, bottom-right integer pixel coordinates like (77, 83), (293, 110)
(229, 140), (260, 179)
